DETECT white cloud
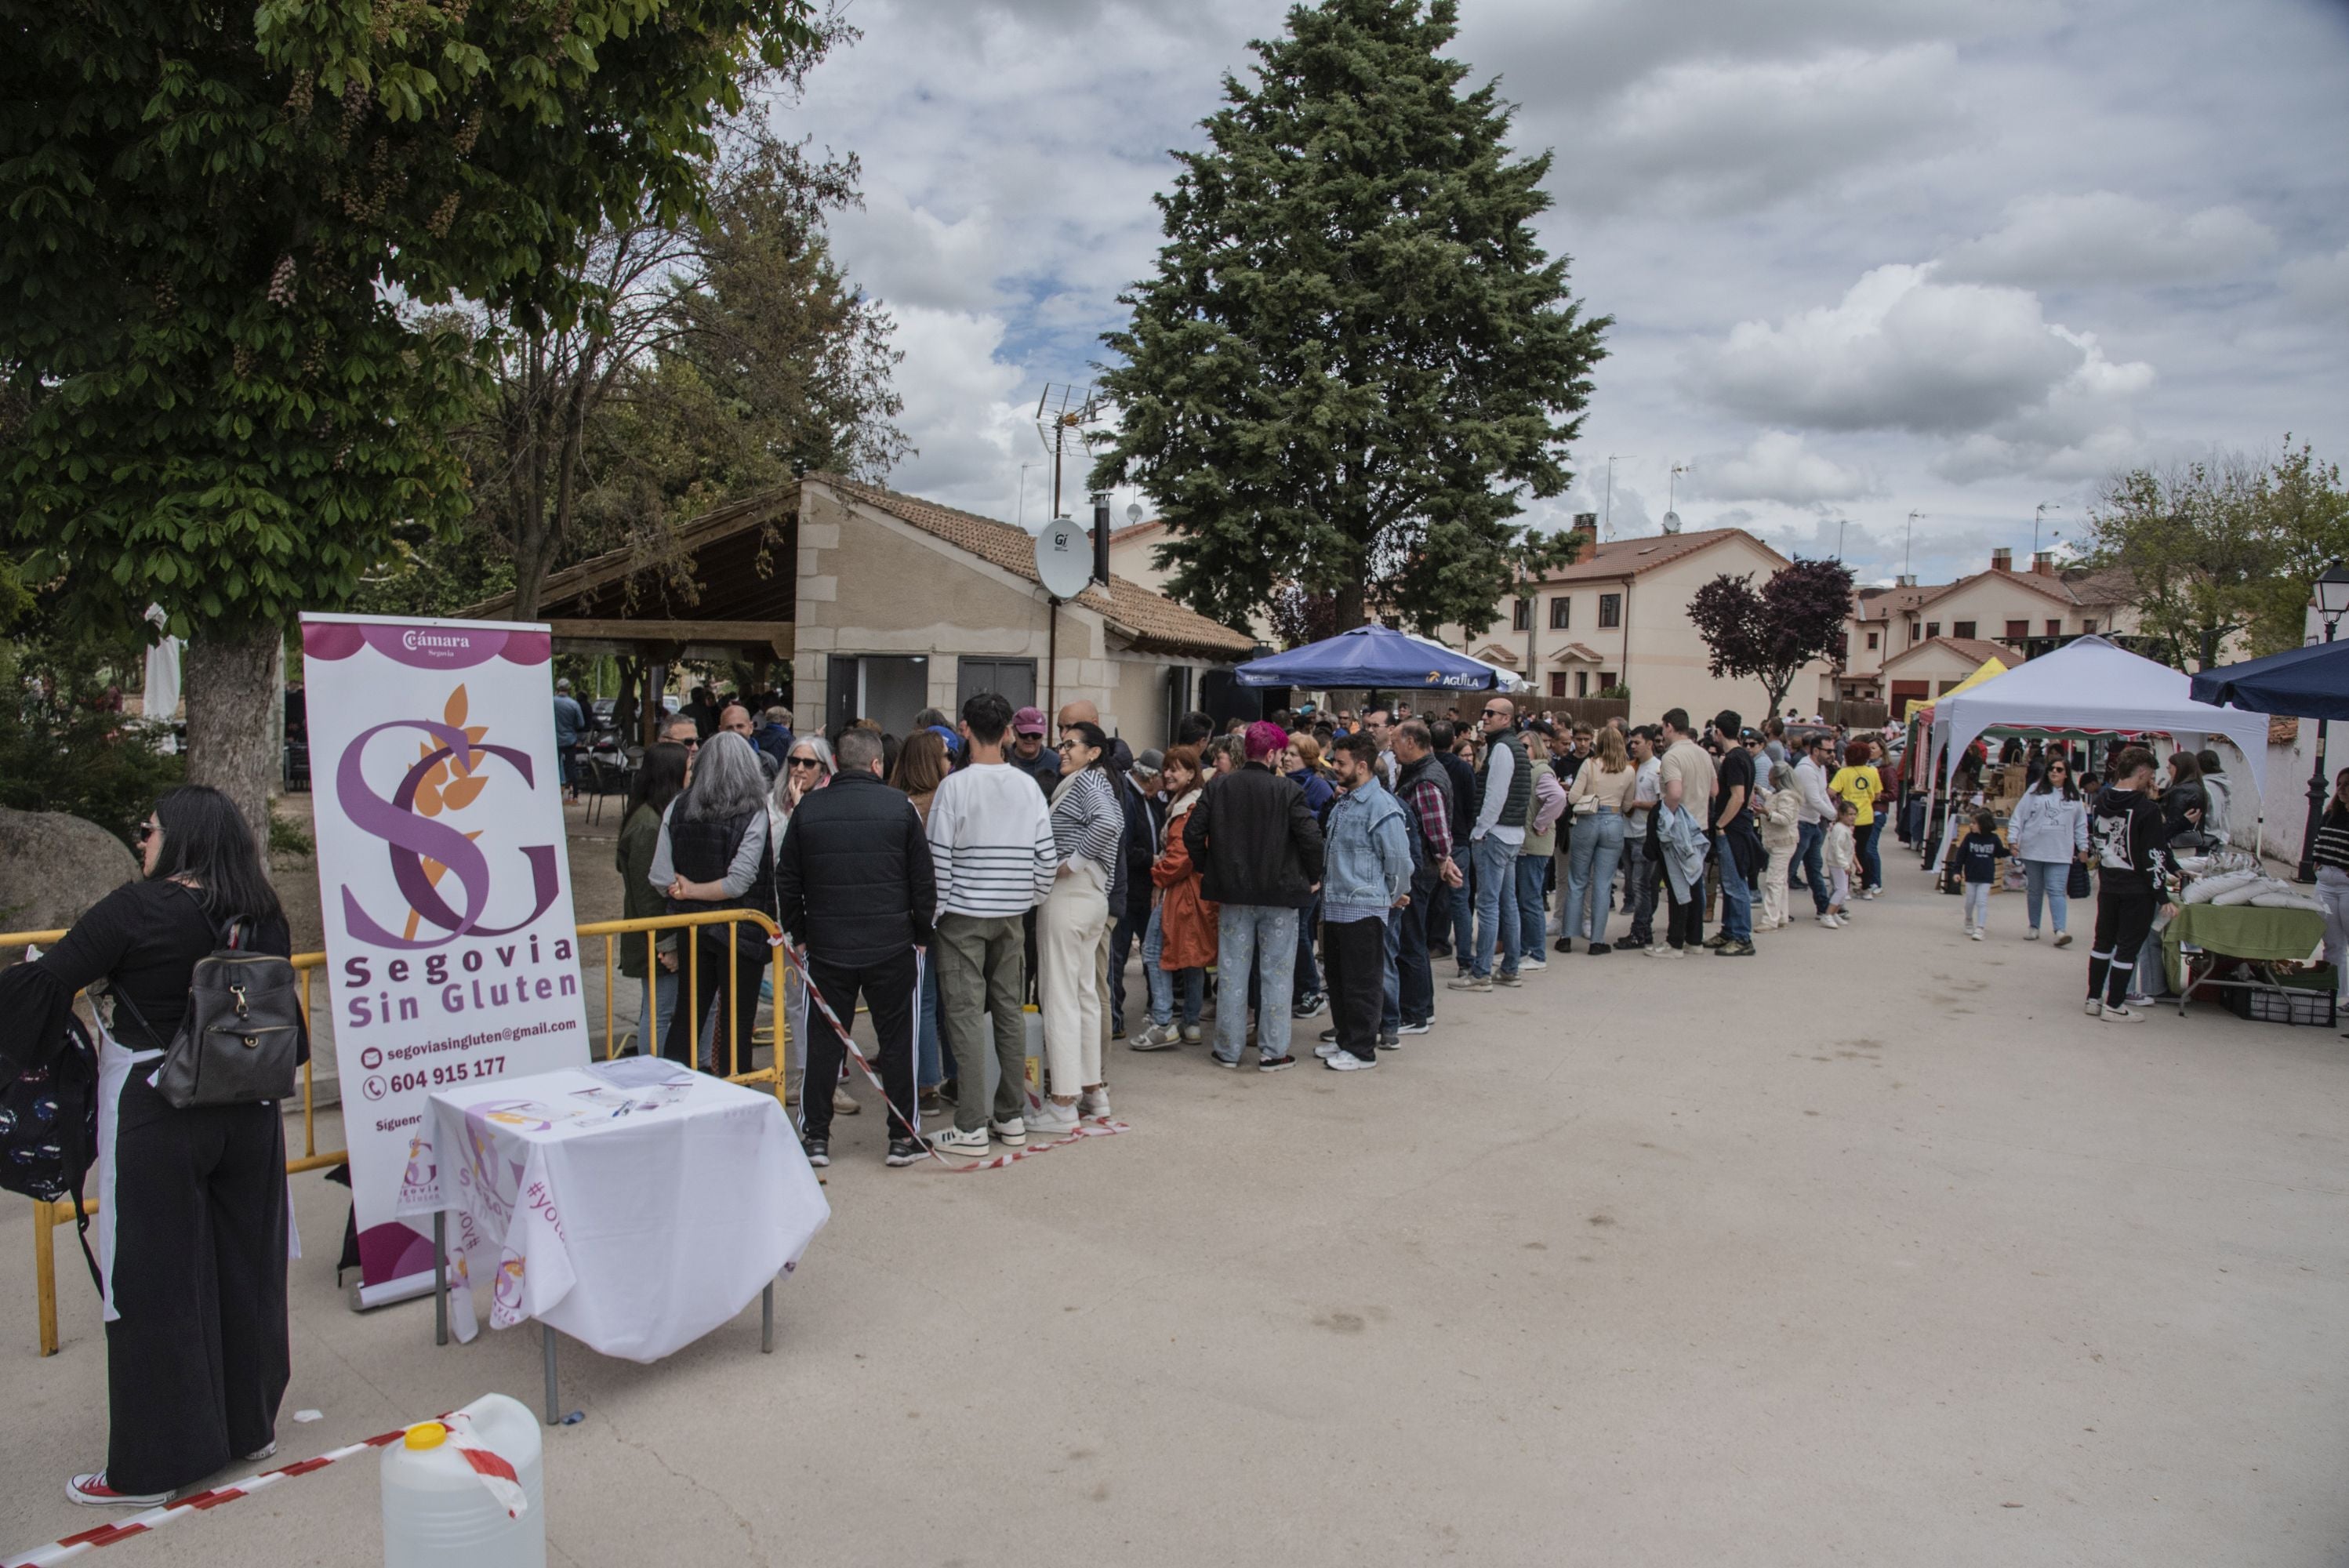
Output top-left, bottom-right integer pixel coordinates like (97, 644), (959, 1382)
(2281, 245), (2349, 321)
(880, 307), (1031, 516)
(1687, 431), (1876, 505)
(1549, 45), (1967, 214)
(1942, 191), (2276, 285)
(1698, 263), (2154, 441)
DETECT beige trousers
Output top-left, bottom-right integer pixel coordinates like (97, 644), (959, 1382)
(1039, 873), (1109, 1098)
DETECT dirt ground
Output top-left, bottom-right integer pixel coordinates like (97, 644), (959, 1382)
(5, 826), (2346, 1566)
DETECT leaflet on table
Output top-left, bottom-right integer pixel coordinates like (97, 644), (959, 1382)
(301, 614), (592, 1306)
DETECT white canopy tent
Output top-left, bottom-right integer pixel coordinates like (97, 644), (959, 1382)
(1929, 633), (2272, 801)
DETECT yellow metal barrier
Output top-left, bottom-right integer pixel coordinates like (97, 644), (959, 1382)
(14, 909), (790, 1356)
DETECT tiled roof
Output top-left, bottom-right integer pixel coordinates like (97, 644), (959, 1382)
(1110, 519), (1168, 546)
(819, 476), (1256, 658)
(1855, 584), (1933, 621)
(1472, 644), (1523, 667)
(1916, 567), (2079, 610)
(1548, 642), (1606, 664)
(2060, 564), (2139, 605)
(1882, 635), (2020, 673)
(2270, 716), (2299, 746)
(1527, 527), (1762, 584)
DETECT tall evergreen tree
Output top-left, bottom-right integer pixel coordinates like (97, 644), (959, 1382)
(1091, 0), (1607, 636)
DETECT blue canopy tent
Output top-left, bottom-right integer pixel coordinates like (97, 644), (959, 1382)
(2189, 638), (2349, 720)
(1233, 624), (1503, 691)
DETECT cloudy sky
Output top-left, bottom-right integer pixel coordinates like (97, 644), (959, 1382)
(786, 0), (2349, 588)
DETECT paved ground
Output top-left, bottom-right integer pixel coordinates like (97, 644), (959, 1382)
(4, 866), (2346, 1566)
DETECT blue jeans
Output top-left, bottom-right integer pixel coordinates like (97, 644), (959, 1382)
(1716, 834), (1754, 942)
(1564, 808), (1627, 944)
(1856, 819), (1883, 891)
(1514, 854), (1548, 956)
(1442, 877), (1472, 960)
(1381, 900), (1406, 1032)
(1294, 894), (1323, 1000)
(2023, 859), (2071, 934)
(1142, 905), (1205, 1027)
(916, 948), (944, 1088)
(635, 971), (678, 1057)
(1470, 833), (1521, 978)
(1794, 820), (1829, 914)
(1215, 905), (1298, 1064)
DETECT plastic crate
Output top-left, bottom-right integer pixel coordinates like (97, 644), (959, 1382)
(2224, 985), (2338, 1028)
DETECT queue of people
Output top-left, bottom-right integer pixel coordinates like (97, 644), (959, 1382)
(612, 691), (1929, 1176)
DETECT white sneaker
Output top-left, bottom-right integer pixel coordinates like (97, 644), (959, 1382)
(1029, 1100), (1081, 1136)
(1969, 928), (1984, 942)
(242, 1440), (277, 1463)
(1324, 1051), (1376, 1072)
(1519, 957), (1548, 971)
(2082, 997), (2104, 1018)
(989, 1116), (1028, 1148)
(930, 1125), (990, 1156)
(1816, 913), (1835, 927)
(2025, 929), (2041, 942)
(1128, 1023), (1181, 1051)
(1077, 1087), (1112, 1118)
(1645, 944), (1685, 959)
(2100, 1004), (2146, 1023)
(1313, 1040), (1344, 1060)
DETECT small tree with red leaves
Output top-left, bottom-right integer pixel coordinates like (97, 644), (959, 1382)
(1685, 557), (1854, 720)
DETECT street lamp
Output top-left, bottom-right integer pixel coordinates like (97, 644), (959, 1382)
(1905, 510), (1925, 580)
(2295, 563), (2349, 880)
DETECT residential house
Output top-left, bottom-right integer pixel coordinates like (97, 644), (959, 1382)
(1433, 517), (1837, 721)
(1877, 636), (2024, 718)
(1840, 549), (2141, 707)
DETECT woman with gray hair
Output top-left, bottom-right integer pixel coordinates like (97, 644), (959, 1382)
(649, 731), (775, 1073)
(1757, 760), (1803, 931)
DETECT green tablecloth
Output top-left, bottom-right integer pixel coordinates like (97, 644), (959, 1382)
(2163, 902), (2329, 993)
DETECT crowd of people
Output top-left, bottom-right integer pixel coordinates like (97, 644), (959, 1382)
(608, 688), (1920, 1169)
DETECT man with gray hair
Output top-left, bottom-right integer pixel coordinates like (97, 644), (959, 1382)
(775, 724), (937, 1168)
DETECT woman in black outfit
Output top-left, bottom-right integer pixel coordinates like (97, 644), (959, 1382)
(0, 786), (296, 1506)
(649, 731), (775, 1074)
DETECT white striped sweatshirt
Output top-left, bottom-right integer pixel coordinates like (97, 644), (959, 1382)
(925, 761), (1058, 919)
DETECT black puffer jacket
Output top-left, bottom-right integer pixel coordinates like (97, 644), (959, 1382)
(1182, 761), (1324, 907)
(775, 773), (938, 964)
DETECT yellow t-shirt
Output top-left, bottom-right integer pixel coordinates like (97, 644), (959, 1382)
(1828, 765), (1881, 827)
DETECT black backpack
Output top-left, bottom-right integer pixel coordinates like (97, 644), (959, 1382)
(0, 1014), (103, 1287)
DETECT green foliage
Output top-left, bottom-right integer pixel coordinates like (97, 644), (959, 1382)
(1595, 683), (1629, 702)
(1, 0), (821, 652)
(2084, 441), (2347, 669)
(267, 811), (314, 858)
(1090, 0), (1607, 637)
(465, 114), (906, 615)
(0, 568), (183, 843)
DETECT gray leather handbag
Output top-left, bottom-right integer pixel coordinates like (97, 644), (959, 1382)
(115, 920), (303, 1108)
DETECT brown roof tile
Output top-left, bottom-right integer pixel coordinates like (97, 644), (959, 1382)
(1525, 527), (1764, 585)
(1882, 634), (2022, 673)
(820, 476), (1255, 659)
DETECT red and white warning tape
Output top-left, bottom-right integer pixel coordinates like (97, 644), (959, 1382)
(774, 937), (1130, 1171)
(3, 1426), (410, 1568)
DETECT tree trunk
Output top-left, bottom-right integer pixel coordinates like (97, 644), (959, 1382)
(1334, 578), (1367, 633)
(184, 620), (282, 843)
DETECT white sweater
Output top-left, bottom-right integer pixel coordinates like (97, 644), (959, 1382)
(925, 761), (1058, 919)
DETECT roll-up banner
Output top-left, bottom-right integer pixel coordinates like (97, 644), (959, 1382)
(300, 615), (590, 1305)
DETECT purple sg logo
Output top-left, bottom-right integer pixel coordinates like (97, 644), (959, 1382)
(334, 711), (559, 951)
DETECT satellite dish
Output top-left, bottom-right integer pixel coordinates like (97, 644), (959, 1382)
(1036, 517), (1091, 599)
(1661, 510), (1683, 535)
(1125, 501), (1143, 525)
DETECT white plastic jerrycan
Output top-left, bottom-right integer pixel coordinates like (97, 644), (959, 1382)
(382, 1392), (546, 1568)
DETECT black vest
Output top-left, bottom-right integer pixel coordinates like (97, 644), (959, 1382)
(666, 808), (775, 949)
(1394, 751), (1453, 889)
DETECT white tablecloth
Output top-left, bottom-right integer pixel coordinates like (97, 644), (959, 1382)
(394, 1061), (828, 1362)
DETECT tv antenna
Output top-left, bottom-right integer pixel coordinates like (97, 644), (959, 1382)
(1662, 463), (1689, 535)
(1033, 383), (1106, 527)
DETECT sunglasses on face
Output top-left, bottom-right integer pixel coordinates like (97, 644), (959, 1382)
(1482, 707), (1508, 718)
(788, 757), (822, 769)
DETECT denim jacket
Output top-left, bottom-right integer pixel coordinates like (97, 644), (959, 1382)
(1321, 777), (1413, 924)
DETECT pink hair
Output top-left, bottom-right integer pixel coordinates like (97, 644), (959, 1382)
(1243, 720), (1290, 761)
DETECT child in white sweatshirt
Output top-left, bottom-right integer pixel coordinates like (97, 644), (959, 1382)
(1821, 801), (1857, 928)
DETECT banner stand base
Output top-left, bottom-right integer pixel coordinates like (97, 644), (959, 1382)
(347, 1269), (440, 1312)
